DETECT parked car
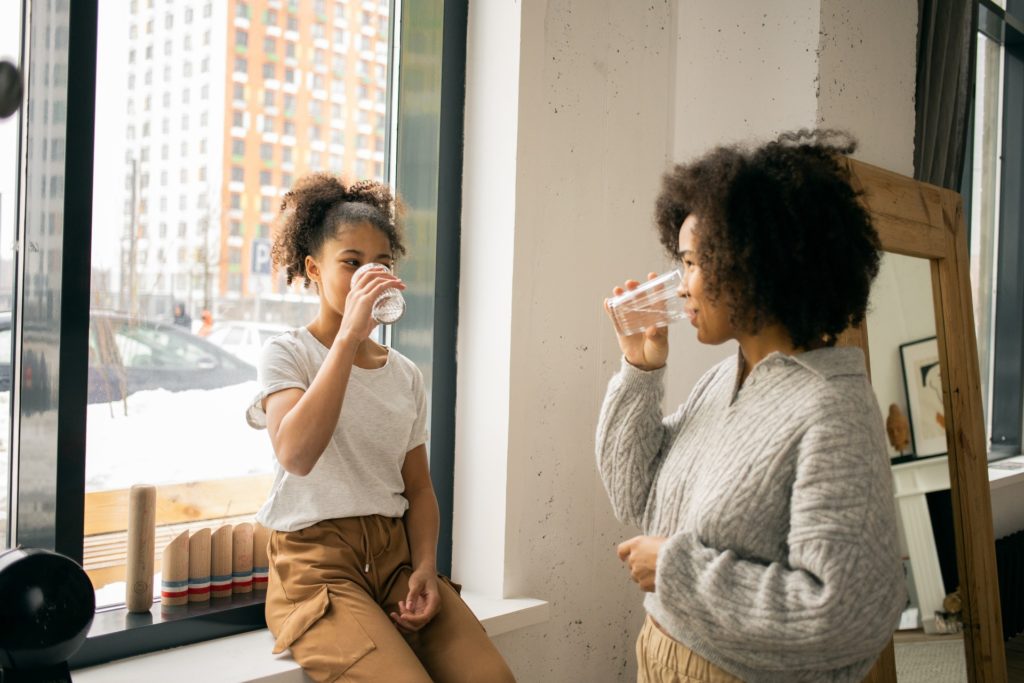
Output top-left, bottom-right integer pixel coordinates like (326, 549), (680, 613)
(203, 321), (290, 366)
(0, 311), (256, 404)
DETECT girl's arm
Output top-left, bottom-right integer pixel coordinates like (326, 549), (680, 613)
(391, 444), (442, 632)
(401, 444), (439, 573)
(264, 269), (401, 476)
(263, 336), (360, 476)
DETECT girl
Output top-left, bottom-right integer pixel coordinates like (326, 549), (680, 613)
(597, 131), (905, 682)
(247, 174), (515, 683)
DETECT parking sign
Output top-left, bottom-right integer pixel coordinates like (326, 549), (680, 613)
(251, 238), (272, 275)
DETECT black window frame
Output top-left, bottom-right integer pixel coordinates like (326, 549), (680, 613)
(5, 0), (468, 668)
(975, 0), (1024, 459)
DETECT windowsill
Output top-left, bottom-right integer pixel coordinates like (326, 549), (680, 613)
(72, 593), (548, 682)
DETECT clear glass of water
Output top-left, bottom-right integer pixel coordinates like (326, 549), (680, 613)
(352, 263), (406, 324)
(606, 269), (685, 337)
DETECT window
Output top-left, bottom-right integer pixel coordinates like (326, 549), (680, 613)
(968, 2), (1024, 459)
(260, 170), (272, 186)
(264, 37), (276, 54)
(263, 63), (275, 79)
(0, 0), (452, 666)
(231, 166), (244, 182)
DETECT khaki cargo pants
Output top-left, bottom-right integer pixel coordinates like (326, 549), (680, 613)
(636, 616), (743, 683)
(266, 515), (516, 683)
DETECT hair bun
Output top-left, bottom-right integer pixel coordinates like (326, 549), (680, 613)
(344, 179), (394, 215)
(774, 128), (857, 156)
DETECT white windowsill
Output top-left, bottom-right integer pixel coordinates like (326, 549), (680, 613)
(73, 593), (548, 683)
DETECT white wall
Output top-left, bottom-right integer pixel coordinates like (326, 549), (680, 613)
(458, 2), (677, 680)
(456, 2), (918, 681)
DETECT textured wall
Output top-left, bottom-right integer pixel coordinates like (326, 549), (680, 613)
(458, 1), (918, 681)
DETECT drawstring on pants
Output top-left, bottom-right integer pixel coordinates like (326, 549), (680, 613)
(358, 517), (372, 574)
(357, 516), (395, 579)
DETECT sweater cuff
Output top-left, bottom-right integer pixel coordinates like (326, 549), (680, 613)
(654, 530), (698, 602)
(618, 355), (667, 392)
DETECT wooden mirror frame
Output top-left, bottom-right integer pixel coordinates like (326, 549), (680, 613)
(840, 158), (1007, 682)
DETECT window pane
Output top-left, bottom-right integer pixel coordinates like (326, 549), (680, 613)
(89, 0), (392, 607)
(968, 33), (1004, 438)
(0, 2), (21, 549)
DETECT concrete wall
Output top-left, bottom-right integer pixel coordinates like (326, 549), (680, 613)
(456, 2), (918, 681)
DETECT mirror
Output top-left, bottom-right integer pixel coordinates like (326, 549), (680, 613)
(839, 158), (1005, 683)
(865, 253), (967, 681)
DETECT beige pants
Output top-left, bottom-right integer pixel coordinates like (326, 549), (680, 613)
(266, 515), (516, 683)
(636, 616), (744, 683)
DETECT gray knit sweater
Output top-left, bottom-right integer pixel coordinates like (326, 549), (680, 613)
(597, 347), (905, 682)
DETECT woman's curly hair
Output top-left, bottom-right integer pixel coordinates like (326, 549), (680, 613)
(271, 173), (407, 287)
(654, 129), (881, 349)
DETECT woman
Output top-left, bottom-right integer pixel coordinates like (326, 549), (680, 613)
(246, 174), (515, 683)
(597, 130), (905, 682)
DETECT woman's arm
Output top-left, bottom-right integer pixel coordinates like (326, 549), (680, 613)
(595, 360), (677, 526)
(392, 444), (442, 632)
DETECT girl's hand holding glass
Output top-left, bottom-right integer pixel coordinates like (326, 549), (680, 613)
(339, 265), (405, 342)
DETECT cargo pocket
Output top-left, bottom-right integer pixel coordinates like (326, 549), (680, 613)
(272, 585), (375, 682)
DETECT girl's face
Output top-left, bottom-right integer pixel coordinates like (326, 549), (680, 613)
(306, 221), (393, 316)
(678, 214), (735, 345)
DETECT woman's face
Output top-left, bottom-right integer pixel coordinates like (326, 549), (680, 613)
(678, 214), (734, 345)
(306, 221), (393, 316)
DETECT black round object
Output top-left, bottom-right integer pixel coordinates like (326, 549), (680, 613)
(0, 61), (24, 119)
(0, 548), (95, 672)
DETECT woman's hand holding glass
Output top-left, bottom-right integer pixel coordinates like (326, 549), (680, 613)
(338, 266), (405, 343)
(605, 273), (670, 371)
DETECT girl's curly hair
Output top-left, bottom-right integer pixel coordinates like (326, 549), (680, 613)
(271, 173), (407, 287)
(654, 129), (881, 349)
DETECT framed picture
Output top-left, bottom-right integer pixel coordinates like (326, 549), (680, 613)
(899, 336), (947, 458)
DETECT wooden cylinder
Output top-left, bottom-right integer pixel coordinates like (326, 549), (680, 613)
(252, 524), (271, 592)
(211, 525), (234, 599)
(188, 527), (212, 603)
(160, 530), (190, 606)
(232, 523), (254, 594)
(125, 484), (156, 613)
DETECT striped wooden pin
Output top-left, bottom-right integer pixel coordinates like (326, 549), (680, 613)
(232, 523), (254, 594)
(160, 530), (190, 607)
(211, 525), (234, 599)
(252, 524), (271, 593)
(187, 527), (212, 603)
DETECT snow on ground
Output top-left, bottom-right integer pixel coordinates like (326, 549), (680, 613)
(84, 381), (275, 491)
(0, 381), (275, 530)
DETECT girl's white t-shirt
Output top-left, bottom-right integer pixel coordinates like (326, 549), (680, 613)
(246, 327), (429, 532)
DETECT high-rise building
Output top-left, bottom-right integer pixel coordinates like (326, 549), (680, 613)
(121, 0), (390, 322)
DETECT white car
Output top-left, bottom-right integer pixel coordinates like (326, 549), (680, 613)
(203, 321), (290, 366)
